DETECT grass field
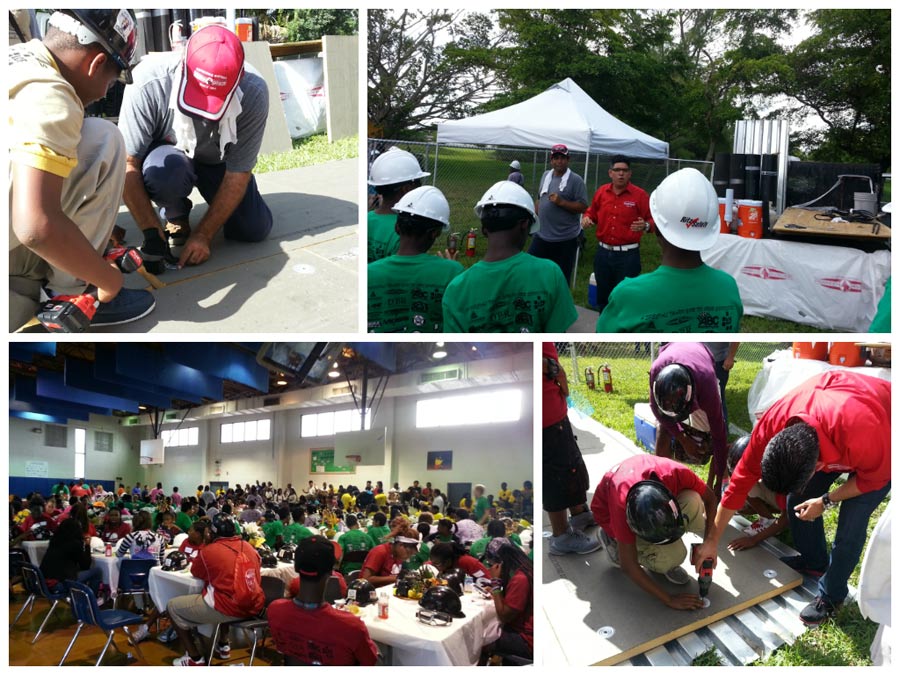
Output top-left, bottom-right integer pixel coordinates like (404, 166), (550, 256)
(559, 342), (887, 666)
(256, 133), (358, 174)
(398, 146), (832, 332)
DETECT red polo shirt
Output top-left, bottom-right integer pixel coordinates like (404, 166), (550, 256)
(584, 182), (653, 246)
(590, 454), (707, 545)
(722, 371), (891, 511)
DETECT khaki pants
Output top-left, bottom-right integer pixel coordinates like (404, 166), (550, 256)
(167, 593), (244, 630)
(9, 117), (125, 331)
(635, 490), (705, 573)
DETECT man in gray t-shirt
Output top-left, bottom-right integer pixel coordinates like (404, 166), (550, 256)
(118, 25), (272, 271)
(530, 143), (588, 285)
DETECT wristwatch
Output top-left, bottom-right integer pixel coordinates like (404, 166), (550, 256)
(821, 493), (837, 509)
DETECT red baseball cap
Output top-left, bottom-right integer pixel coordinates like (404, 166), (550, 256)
(550, 144), (569, 156)
(178, 25), (244, 122)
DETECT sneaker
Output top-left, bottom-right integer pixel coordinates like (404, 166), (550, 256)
(173, 654), (206, 666)
(140, 228), (179, 274)
(598, 529), (620, 567)
(214, 642), (231, 659)
(780, 555), (826, 578)
(129, 623), (149, 644)
(664, 566), (691, 585)
(568, 509), (596, 532)
(91, 288), (156, 327)
(158, 626), (178, 643)
(549, 529), (602, 556)
(799, 596), (840, 626)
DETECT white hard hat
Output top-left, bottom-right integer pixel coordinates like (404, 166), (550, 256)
(90, 536), (106, 553)
(649, 168), (720, 251)
(509, 160), (521, 170)
(367, 148), (430, 186)
(392, 185), (450, 230)
(474, 181), (539, 233)
(172, 532), (189, 549)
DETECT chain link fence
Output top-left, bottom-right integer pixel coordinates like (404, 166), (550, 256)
(368, 138), (713, 236)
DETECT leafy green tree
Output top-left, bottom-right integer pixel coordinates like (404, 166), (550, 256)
(245, 9), (358, 42)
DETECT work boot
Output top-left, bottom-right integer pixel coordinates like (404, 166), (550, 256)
(568, 508), (596, 532)
(598, 528), (620, 566)
(140, 228), (178, 274)
(799, 596), (840, 626)
(664, 566), (691, 585)
(92, 289), (156, 327)
(549, 528), (602, 556)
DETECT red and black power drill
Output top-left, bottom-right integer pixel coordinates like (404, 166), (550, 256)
(35, 247), (146, 333)
(692, 543), (714, 604)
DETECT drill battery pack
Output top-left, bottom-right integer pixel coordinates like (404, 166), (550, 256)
(36, 292), (99, 333)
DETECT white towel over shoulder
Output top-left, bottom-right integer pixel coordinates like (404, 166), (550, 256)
(168, 64), (243, 160)
(540, 168), (570, 197)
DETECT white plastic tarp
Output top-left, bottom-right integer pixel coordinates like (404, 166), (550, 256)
(273, 57), (326, 139)
(436, 78), (668, 158)
(745, 348), (891, 423)
(703, 235), (891, 332)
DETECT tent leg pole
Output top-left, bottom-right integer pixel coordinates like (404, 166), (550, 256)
(432, 143), (439, 185)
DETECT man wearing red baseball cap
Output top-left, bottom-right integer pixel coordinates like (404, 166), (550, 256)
(118, 24), (272, 272)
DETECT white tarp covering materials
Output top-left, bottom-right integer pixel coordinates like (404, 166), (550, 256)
(745, 348), (891, 423)
(436, 78), (669, 159)
(703, 235), (891, 332)
(273, 57), (326, 139)
(859, 502), (892, 665)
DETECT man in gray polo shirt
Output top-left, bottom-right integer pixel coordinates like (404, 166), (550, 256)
(530, 143), (588, 285)
(118, 25), (272, 271)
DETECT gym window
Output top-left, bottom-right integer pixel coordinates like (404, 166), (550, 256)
(162, 426), (200, 448)
(301, 408), (371, 437)
(74, 427), (86, 477)
(415, 388), (523, 428)
(220, 419), (271, 444)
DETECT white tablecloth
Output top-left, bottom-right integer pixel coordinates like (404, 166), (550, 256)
(359, 585), (500, 666)
(148, 561), (297, 610)
(747, 348), (891, 423)
(22, 542), (125, 597)
(21, 540), (49, 566)
(703, 234), (890, 331)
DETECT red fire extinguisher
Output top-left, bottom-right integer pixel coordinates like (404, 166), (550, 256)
(585, 367), (595, 390)
(465, 228), (477, 257)
(601, 364), (613, 393)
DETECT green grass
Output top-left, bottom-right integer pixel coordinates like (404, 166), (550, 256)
(256, 133), (358, 173)
(415, 146), (830, 332)
(562, 344), (886, 666)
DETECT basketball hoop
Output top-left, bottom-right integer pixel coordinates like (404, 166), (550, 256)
(345, 454), (361, 464)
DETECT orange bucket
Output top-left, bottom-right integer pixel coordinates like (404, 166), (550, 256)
(828, 342), (864, 367)
(792, 342), (828, 361)
(718, 199), (730, 233)
(737, 200), (763, 238)
(235, 18), (253, 42)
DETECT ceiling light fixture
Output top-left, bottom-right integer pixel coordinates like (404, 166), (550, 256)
(433, 342), (447, 359)
(328, 362), (341, 378)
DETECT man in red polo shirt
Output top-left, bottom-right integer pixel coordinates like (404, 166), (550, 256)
(692, 370), (890, 626)
(591, 454), (717, 610)
(581, 155), (653, 314)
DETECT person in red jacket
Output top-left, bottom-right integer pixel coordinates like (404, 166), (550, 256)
(428, 541), (489, 582)
(98, 506), (132, 544)
(167, 513), (264, 666)
(268, 535), (378, 665)
(692, 371), (891, 626)
(360, 525), (420, 587)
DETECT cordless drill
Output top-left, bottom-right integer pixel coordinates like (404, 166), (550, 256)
(692, 543), (714, 601)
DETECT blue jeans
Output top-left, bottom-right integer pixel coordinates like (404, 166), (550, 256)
(592, 245), (640, 314)
(528, 235), (579, 285)
(142, 144), (272, 242)
(76, 565), (103, 595)
(786, 471), (891, 604)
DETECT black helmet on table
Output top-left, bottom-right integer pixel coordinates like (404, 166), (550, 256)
(277, 543), (297, 563)
(418, 584), (465, 618)
(438, 568), (466, 596)
(347, 579), (377, 606)
(211, 513), (237, 538)
(652, 364), (694, 422)
(52, 10), (138, 84)
(162, 550), (189, 571)
(625, 480), (685, 545)
(258, 548), (278, 568)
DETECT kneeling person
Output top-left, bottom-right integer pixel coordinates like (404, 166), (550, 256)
(268, 535), (378, 665)
(368, 186), (464, 332)
(442, 181), (578, 333)
(590, 454), (717, 610)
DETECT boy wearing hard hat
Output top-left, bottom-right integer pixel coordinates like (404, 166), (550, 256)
(442, 181), (578, 333)
(366, 149), (431, 263)
(596, 168), (743, 333)
(367, 185), (464, 332)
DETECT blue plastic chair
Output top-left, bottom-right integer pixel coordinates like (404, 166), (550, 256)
(59, 581), (147, 666)
(113, 557), (157, 610)
(11, 562), (71, 643)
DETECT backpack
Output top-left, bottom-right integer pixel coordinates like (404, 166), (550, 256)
(222, 541), (264, 616)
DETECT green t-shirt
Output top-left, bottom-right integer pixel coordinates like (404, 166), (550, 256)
(262, 520), (285, 548)
(368, 254), (465, 333)
(367, 525), (391, 545)
(474, 496), (490, 521)
(339, 529), (376, 572)
(404, 541), (431, 570)
(442, 252), (578, 332)
(870, 276), (890, 332)
(368, 210), (400, 263)
(469, 533), (523, 558)
(175, 512), (193, 533)
(596, 264), (743, 333)
(284, 522), (314, 544)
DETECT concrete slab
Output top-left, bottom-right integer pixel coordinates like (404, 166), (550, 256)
(97, 158), (358, 333)
(542, 409), (803, 666)
(571, 304), (599, 334)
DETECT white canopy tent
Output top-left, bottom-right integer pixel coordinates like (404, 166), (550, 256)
(436, 78), (669, 179)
